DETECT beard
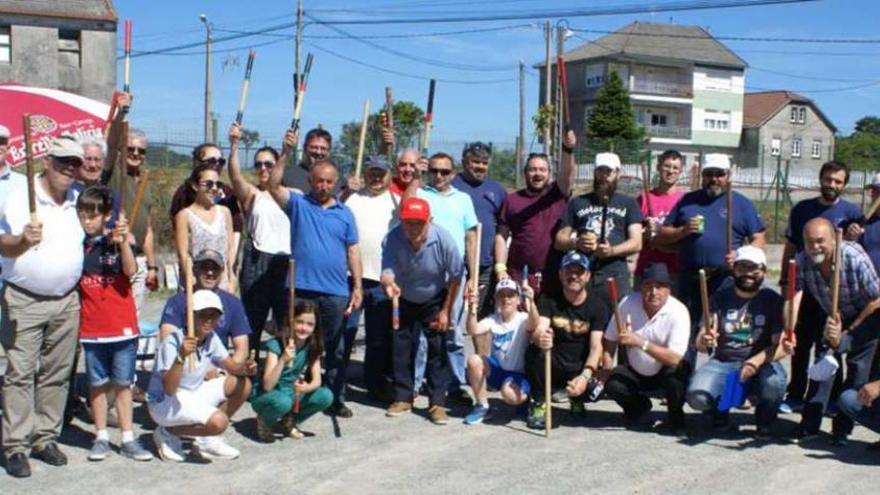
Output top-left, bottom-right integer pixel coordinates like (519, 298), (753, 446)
(705, 184), (725, 198)
(809, 252), (826, 265)
(593, 178), (618, 202)
(734, 274), (763, 293)
(820, 186), (840, 202)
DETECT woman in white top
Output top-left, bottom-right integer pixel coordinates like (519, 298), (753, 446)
(227, 123), (292, 355)
(174, 162), (235, 290)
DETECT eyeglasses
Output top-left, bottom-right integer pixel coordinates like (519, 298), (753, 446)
(0, 137), (9, 146)
(199, 180), (223, 190)
(702, 169), (727, 178)
(254, 160), (275, 170)
(428, 168), (453, 177)
(200, 157), (227, 168)
(127, 146), (146, 156)
(52, 157), (83, 168)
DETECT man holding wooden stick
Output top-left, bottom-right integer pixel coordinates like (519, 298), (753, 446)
(525, 251), (611, 430)
(634, 150), (685, 286)
(792, 218), (880, 445)
(1, 136), (85, 478)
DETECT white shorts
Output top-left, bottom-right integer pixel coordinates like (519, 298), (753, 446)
(148, 377), (227, 427)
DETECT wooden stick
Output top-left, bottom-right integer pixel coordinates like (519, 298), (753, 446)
(290, 53), (313, 131)
(128, 169), (150, 227)
(469, 223), (483, 317)
(726, 183), (734, 255)
(184, 259), (195, 371)
(640, 163), (654, 217)
(556, 55), (570, 128)
(287, 259), (296, 368)
(123, 20), (132, 93)
(104, 91), (120, 138)
(421, 79), (436, 156)
(22, 114), (37, 223)
(391, 294), (400, 330)
(117, 121), (129, 212)
(607, 277), (624, 335)
(384, 86), (395, 166)
(785, 259), (797, 341)
(235, 49), (256, 126)
(354, 98), (370, 178)
(699, 268), (714, 354)
(544, 348), (552, 437)
(831, 228), (843, 319)
(865, 194), (880, 221)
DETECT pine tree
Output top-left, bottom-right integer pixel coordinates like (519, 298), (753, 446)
(585, 71), (645, 161)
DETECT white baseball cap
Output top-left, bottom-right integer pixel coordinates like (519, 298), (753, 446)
(494, 278), (521, 297)
(193, 289), (223, 313)
(734, 245), (767, 266)
(703, 153), (731, 171)
(595, 152), (621, 170)
(0, 124), (10, 139)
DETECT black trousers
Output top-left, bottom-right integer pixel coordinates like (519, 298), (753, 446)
(240, 240), (289, 356)
(524, 344), (589, 403)
(391, 291), (449, 407)
(604, 363), (690, 424)
(786, 291), (844, 403)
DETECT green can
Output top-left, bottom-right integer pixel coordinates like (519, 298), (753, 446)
(695, 214), (705, 234)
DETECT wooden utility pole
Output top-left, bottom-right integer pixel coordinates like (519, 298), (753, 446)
(543, 21), (551, 158)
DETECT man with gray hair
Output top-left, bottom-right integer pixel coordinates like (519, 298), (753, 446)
(78, 138), (107, 186)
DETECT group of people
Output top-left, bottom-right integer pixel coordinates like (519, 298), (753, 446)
(1, 105), (879, 479)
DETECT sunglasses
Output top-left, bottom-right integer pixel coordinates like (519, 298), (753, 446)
(0, 137), (9, 146)
(199, 180), (223, 190)
(127, 146), (146, 156)
(428, 168), (453, 177)
(53, 156), (83, 168)
(702, 169), (727, 178)
(254, 160), (275, 170)
(200, 157), (227, 168)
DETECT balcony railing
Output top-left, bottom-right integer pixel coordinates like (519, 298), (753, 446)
(639, 125), (692, 139)
(629, 80), (693, 97)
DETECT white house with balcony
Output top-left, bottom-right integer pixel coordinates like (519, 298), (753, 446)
(538, 21), (747, 167)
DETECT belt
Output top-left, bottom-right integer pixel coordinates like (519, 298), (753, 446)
(6, 281), (76, 300)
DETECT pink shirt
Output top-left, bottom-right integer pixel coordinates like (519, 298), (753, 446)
(636, 189), (684, 275)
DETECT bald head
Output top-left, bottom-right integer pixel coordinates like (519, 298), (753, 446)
(803, 217), (836, 265)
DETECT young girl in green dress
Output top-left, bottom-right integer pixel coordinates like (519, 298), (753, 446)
(251, 301), (333, 441)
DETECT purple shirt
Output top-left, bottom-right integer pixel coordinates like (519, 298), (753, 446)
(499, 184), (568, 280)
(452, 175), (507, 268)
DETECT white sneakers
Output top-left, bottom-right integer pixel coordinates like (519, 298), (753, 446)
(153, 427), (185, 462)
(192, 435), (240, 460)
(153, 428), (240, 462)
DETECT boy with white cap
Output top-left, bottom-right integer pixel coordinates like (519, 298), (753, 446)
(658, 153), (766, 351)
(464, 278), (534, 424)
(147, 290), (255, 462)
(554, 152), (643, 301)
(686, 246), (791, 438)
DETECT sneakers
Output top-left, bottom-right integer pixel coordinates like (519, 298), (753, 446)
(428, 405), (449, 425)
(153, 426), (185, 462)
(527, 401), (547, 430)
(780, 397), (803, 414)
(464, 404), (492, 425)
(330, 403), (354, 418)
(87, 439), (112, 461)
(386, 401), (413, 417)
(778, 402), (793, 414)
(790, 428), (821, 444)
(551, 389), (568, 403)
(256, 415), (275, 443)
(193, 436), (240, 460)
(754, 426), (772, 441)
(121, 439), (154, 461)
(829, 433), (849, 447)
(447, 389), (472, 407)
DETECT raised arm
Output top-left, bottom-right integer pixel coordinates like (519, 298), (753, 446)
(557, 129), (577, 197)
(227, 122), (257, 211)
(269, 128), (298, 210)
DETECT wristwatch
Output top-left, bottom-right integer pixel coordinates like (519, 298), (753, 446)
(640, 340), (650, 352)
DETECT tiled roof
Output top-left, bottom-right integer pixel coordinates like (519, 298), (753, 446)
(743, 90), (836, 132)
(0, 0), (117, 22)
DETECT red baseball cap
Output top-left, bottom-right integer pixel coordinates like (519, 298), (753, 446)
(399, 197), (431, 222)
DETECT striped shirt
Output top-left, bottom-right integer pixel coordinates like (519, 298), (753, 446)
(796, 241), (880, 322)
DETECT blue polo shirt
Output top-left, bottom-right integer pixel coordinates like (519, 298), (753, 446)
(860, 216), (880, 275)
(381, 223), (465, 304)
(416, 185), (477, 260)
(452, 175), (507, 268)
(664, 189), (765, 270)
(785, 197), (862, 252)
(287, 191), (358, 297)
(0, 167), (27, 219)
(160, 289), (251, 346)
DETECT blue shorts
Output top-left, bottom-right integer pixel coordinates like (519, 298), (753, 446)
(486, 355), (531, 397)
(83, 339), (138, 388)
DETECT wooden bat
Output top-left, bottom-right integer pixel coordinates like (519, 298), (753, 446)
(640, 163), (654, 217)
(831, 228), (842, 319)
(235, 49), (256, 126)
(354, 98), (370, 178)
(391, 294), (400, 330)
(290, 52), (314, 131)
(557, 55), (570, 129)
(117, 121), (129, 212)
(785, 259), (797, 342)
(421, 79), (436, 156)
(128, 169), (150, 228)
(293, 376), (305, 414)
(22, 114), (37, 223)
(123, 20), (132, 95)
(521, 265), (530, 312)
(185, 259), (195, 371)
(469, 223), (483, 317)
(599, 205), (608, 243)
(287, 259), (296, 369)
(699, 268), (715, 354)
(544, 348), (552, 437)
(726, 183), (734, 255)
(384, 86), (395, 166)
(607, 278), (624, 337)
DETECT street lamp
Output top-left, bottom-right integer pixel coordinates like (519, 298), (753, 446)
(200, 14), (212, 143)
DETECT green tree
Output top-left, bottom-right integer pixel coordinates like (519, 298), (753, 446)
(855, 116), (880, 135)
(240, 128), (260, 160)
(585, 71), (645, 163)
(835, 131), (880, 171)
(487, 148), (518, 190)
(337, 101), (425, 167)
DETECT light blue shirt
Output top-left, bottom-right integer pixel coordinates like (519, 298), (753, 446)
(416, 185), (478, 259)
(381, 224), (464, 304)
(0, 167), (27, 222)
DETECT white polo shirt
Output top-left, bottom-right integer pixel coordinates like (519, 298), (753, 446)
(605, 291), (690, 376)
(345, 189), (398, 282)
(1, 176), (84, 296)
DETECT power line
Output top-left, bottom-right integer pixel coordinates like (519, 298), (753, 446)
(213, 23), (533, 40)
(570, 27), (880, 44)
(750, 66), (877, 83)
(748, 80), (880, 94)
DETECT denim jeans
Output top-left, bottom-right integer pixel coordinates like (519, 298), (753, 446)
(838, 387), (880, 435)
(686, 358), (787, 427)
(295, 289), (350, 406)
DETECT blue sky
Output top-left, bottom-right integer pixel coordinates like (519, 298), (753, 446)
(116, 0), (880, 152)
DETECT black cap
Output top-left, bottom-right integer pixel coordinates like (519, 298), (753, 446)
(641, 262), (672, 287)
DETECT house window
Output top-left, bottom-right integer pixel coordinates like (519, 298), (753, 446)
(704, 109), (730, 131)
(771, 137), (781, 156)
(792, 138), (801, 158)
(790, 107), (798, 123)
(702, 68), (732, 91)
(0, 26), (10, 64)
(651, 113), (668, 126)
(799, 107), (807, 124)
(812, 139), (822, 159)
(585, 64), (604, 88)
(58, 29), (81, 67)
